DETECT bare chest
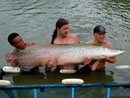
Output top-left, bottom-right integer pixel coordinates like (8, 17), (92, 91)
(54, 38), (76, 44)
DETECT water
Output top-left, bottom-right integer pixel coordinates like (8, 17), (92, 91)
(0, 0), (130, 97)
(0, 0), (130, 83)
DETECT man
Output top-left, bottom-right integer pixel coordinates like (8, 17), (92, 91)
(48, 18), (91, 70)
(83, 25), (116, 71)
(5, 33), (40, 72)
(48, 18), (80, 70)
(50, 18), (80, 44)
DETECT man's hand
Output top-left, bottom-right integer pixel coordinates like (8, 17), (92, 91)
(6, 53), (15, 63)
(6, 53), (18, 66)
(83, 57), (92, 65)
(101, 55), (116, 63)
(46, 58), (58, 68)
(11, 58), (18, 67)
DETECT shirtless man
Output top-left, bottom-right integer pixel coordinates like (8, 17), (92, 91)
(5, 33), (39, 71)
(48, 18), (80, 70)
(84, 25), (116, 71)
(51, 18), (80, 44)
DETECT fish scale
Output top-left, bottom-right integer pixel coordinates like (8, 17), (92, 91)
(13, 44), (125, 70)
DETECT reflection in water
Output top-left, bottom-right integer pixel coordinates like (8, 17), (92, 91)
(3, 90), (15, 98)
(12, 73), (45, 85)
(1, 69), (114, 97)
(114, 68), (130, 83)
(5, 70), (113, 85)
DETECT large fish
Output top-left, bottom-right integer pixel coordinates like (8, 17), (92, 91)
(13, 44), (125, 70)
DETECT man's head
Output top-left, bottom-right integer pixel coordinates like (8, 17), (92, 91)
(93, 25), (106, 34)
(93, 25), (107, 43)
(8, 33), (26, 49)
(56, 18), (69, 38)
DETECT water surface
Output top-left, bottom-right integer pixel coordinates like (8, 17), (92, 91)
(0, 0), (130, 84)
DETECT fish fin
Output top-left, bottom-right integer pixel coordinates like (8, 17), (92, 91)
(91, 61), (99, 71)
(93, 55), (105, 59)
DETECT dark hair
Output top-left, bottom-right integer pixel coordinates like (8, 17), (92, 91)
(93, 25), (106, 33)
(51, 18), (69, 44)
(8, 32), (19, 45)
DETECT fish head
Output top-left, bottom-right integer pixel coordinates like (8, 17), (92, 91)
(110, 48), (126, 57)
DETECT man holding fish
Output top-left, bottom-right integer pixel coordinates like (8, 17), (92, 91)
(83, 25), (116, 71)
(48, 18), (81, 70)
(5, 19), (123, 72)
(5, 18), (82, 71)
(48, 24), (117, 71)
(5, 33), (39, 72)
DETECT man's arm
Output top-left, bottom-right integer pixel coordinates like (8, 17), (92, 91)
(71, 34), (80, 43)
(11, 59), (18, 67)
(103, 56), (116, 63)
(46, 58), (58, 68)
(6, 53), (14, 63)
(26, 42), (35, 47)
(104, 41), (116, 63)
(6, 53), (18, 67)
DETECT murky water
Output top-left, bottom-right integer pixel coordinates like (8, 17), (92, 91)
(1, 0), (130, 97)
(0, 0), (130, 92)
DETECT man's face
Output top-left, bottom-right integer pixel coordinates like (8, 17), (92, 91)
(57, 24), (69, 38)
(12, 36), (26, 49)
(93, 33), (105, 43)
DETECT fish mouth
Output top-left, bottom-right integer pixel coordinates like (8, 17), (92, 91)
(120, 50), (126, 55)
(122, 50), (126, 53)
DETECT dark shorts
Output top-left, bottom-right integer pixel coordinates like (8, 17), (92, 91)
(78, 65), (105, 73)
(78, 66), (92, 72)
(21, 66), (39, 73)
